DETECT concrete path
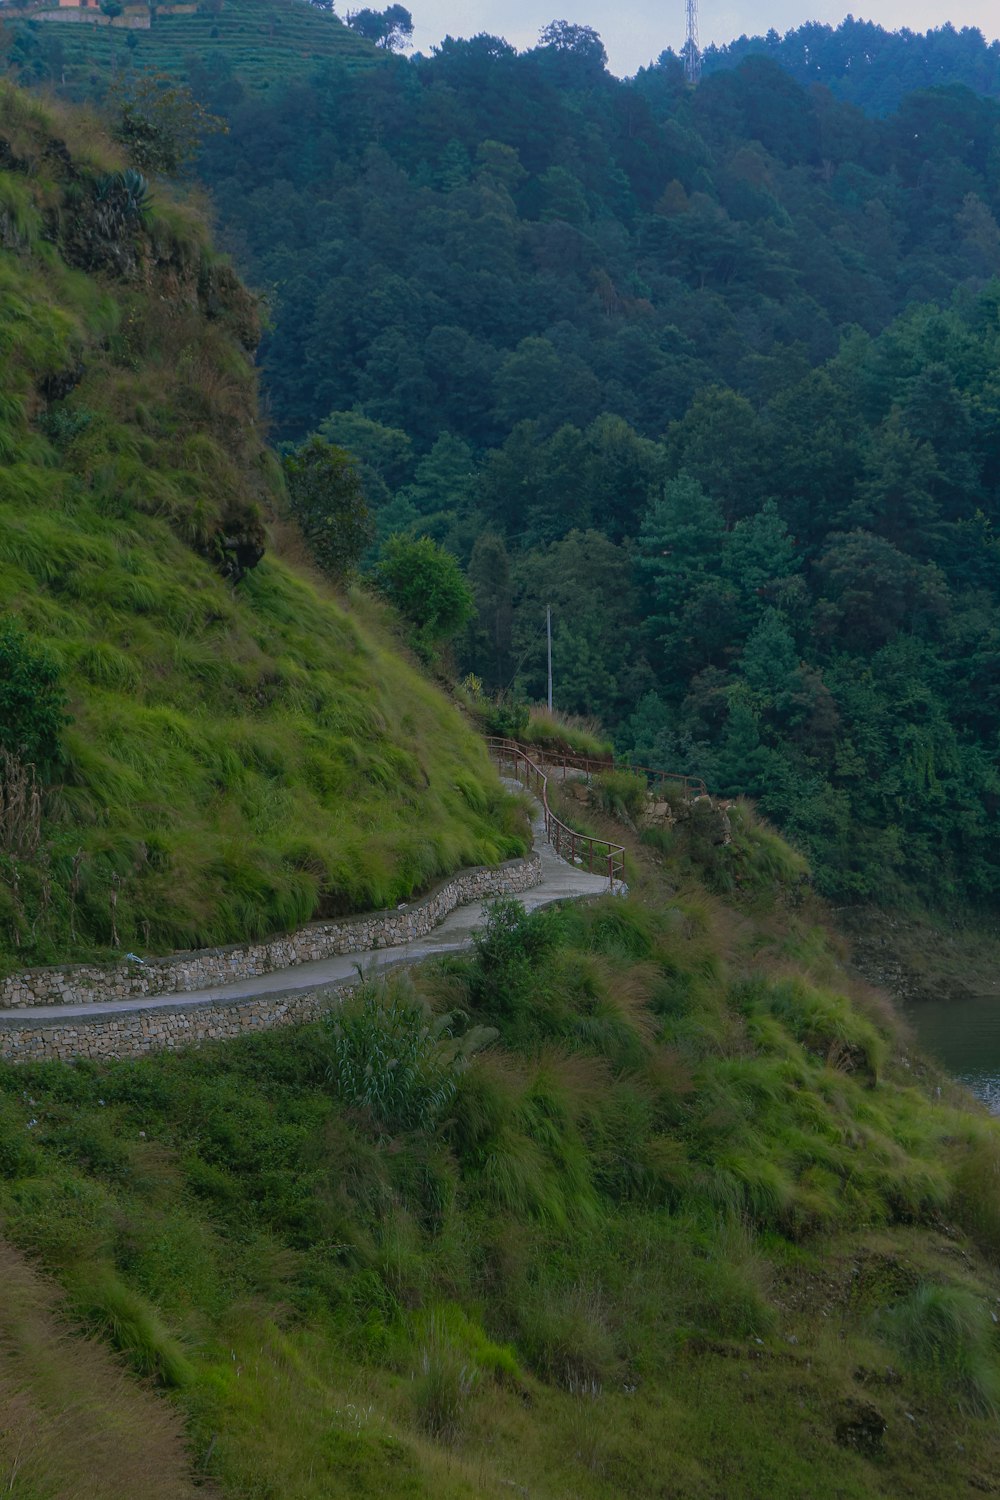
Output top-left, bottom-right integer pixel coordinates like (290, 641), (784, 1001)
(0, 792), (609, 1025)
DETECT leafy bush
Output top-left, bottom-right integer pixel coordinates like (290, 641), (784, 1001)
(466, 897), (564, 1023)
(480, 694), (530, 741)
(373, 534), (473, 657)
(283, 436), (375, 581)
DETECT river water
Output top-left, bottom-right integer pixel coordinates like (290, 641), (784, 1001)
(906, 996), (1000, 1114)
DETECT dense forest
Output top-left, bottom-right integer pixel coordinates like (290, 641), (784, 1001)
(178, 31), (1000, 910)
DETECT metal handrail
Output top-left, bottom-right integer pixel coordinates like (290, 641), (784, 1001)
(486, 737), (626, 890)
(493, 739), (708, 802)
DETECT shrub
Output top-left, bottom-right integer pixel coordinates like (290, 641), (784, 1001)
(283, 436), (375, 581)
(466, 898), (563, 1022)
(481, 694), (530, 741)
(373, 534), (473, 657)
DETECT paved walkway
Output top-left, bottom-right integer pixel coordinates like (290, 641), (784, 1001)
(0, 791), (609, 1025)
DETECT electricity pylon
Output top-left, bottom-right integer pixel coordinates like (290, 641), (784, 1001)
(684, 0), (701, 83)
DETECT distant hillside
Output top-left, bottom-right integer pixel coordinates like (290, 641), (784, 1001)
(181, 39), (1000, 910)
(697, 18), (1000, 115)
(0, 80), (523, 972)
(1, 0), (375, 97)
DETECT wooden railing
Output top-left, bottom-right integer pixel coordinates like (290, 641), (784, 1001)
(486, 737), (626, 890)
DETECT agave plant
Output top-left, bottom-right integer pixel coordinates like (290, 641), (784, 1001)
(92, 169), (151, 240)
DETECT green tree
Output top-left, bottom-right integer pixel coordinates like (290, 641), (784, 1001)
(721, 499), (800, 626)
(108, 72), (226, 175)
(464, 532), (514, 692)
(282, 438), (375, 581)
(850, 408), (943, 551)
(345, 4), (413, 50)
(375, 536), (474, 657)
(665, 387), (766, 522)
(396, 433), (477, 520)
(638, 473), (727, 664)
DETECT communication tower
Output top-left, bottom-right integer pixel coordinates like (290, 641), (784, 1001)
(684, 0), (701, 83)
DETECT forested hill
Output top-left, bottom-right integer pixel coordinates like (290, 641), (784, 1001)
(185, 36), (1000, 910)
(199, 42), (1000, 444)
(697, 18), (1000, 116)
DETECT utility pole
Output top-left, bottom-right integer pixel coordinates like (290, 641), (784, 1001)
(684, 0), (701, 84)
(546, 605), (553, 712)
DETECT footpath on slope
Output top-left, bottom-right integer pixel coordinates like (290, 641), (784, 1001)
(0, 791), (608, 1058)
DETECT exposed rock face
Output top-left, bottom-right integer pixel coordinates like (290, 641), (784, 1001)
(835, 1397), (887, 1456)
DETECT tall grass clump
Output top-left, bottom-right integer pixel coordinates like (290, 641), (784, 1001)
(324, 975), (496, 1132)
(592, 768), (648, 822)
(521, 708), (613, 759)
(71, 1265), (195, 1388)
(878, 1283), (1000, 1414)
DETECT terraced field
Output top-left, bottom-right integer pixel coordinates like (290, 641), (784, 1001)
(8, 0), (376, 94)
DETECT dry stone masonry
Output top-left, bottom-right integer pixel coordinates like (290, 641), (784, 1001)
(0, 854), (543, 1064)
(1, 983), (350, 1065)
(0, 855), (541, 1011)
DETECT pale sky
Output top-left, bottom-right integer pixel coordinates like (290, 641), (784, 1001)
(409, 3), (1000, 79)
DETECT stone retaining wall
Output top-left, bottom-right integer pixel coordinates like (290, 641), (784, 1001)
(0, 982), (352, 1064)
(0, 854), (542, 1010)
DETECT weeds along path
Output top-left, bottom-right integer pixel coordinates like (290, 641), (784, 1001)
(0, 783), (609, 1054)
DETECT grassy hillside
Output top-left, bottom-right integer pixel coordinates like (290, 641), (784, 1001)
(0, 81), (524, 971)
(3, 801), (1000, 1496)
(4, 0), (375, 96)
(0, 1240), (213, 1498)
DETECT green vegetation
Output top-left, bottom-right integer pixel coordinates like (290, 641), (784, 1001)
(8, 15), (1000, 907)
(0, 83), (524, 970)
(0, 1241), (208, 1499)
(3, 813), (1000, 1496)
(373, 534), (474, 661)
(3, 0), (375, 98)
(283, 436), (374, 582)
(700, 18), (1000, 115)
(520, 709), (614, 760)
(159, 34), (1000, 909)
(0, 617), (67, 772)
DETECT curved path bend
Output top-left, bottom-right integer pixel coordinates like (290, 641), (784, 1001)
(0, 792), (608, 1031)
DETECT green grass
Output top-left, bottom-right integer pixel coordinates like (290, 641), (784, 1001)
(521, 708), (614, 759)
(0, 84), (525, 969)
(3, 866), (1000, 1496)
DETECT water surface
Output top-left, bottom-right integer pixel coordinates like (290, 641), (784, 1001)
(906, 994), (1000, 1114)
